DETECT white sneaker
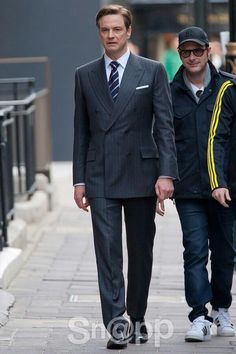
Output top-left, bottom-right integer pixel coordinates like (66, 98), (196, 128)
(185, 316), (212, 342)
(212, 308), (235, 337)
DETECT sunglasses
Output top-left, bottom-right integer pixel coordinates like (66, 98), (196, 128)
(179, 48), (207, 58)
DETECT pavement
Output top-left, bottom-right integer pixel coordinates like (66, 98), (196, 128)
(0, 162), (236, 354)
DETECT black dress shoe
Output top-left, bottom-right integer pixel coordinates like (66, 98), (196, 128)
(107, 331), (128, 350)
(129, 318), (148, 344)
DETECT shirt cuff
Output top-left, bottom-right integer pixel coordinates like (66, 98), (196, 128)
(158, 176), (173, 180)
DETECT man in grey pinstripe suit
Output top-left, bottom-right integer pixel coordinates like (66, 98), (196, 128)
(73, 4), (178, 350)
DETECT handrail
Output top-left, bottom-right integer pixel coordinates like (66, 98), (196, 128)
(0, 93), (36, 106)
(0, 78), (35, 84)
(0, 56), (49, 64)
(0, 57), (51, 94)
(2, 117), (15, 127)
(36, 88), (49, 98)
(0, 106), (14, 116)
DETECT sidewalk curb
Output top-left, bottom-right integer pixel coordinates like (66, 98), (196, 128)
(0, 289), (15, 327)
(0, 208), (61, 328)
(0, 247), (22, 289)
(8, 218), (27, 249)
(0, 208), (61, 290)
(0, 180), (59, 328)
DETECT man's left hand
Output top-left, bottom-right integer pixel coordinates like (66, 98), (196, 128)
(155, 178), (174, 201)
(212, 187), (231, 208)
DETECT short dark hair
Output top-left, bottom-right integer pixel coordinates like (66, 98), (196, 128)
(96, 5), (132, 30)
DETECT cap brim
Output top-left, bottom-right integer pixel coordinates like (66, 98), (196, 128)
(178, 39), (207, 48)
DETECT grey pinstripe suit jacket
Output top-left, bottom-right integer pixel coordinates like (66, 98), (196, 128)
(73, 53), (178, 198)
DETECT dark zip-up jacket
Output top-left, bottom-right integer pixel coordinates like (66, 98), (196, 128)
(208, 77), (236, 199)
(170, 61), (235, 199)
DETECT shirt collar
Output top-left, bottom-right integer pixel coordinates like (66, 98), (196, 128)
(104, 49), (130, 69)
(183, 63), (211, 92)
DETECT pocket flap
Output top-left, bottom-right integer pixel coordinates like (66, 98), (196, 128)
(174, 106), (192, 119)
(140, 147), (159, 158)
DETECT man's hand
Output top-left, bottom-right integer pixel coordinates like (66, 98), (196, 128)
(74, 185), (89, 212)
(156, 199), (165, 216)
(212, 187), (231, 208)
(155, 178), (174, 202)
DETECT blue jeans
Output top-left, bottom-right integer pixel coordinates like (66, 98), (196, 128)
(175, 198), (235, 322)
(232, 201), (236, 218)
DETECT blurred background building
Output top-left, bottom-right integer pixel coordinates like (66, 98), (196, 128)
(0, 0), (229, 161)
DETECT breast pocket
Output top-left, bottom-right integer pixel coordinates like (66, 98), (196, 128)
(174, 106), (192, 120)
(135, 87), (151, 95)
(174, 106), (194, 141)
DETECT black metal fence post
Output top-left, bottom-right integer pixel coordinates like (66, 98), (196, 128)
(0, 106), (14, 248)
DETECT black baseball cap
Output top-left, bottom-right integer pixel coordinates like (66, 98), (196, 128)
(178, 26), (209, 48)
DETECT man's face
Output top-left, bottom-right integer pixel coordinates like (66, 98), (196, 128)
(179, 41), (211, 74)
(98, 14), (131, 59)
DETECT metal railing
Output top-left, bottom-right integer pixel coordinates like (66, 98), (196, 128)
(0, 72), (52, 249)
(0, 93), (37, 198)
(0, 77), (52, 180)
(0, 106), (14, 250)
(0, 57), (52, 180)
(0, 77), (35, 100)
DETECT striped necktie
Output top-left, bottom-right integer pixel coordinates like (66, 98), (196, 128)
(109, 61), (119, 101)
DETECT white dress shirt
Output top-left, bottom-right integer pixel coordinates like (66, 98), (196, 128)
(104, 49), (130, 83)
(190, 83), (204, 102)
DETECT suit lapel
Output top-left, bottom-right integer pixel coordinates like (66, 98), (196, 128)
(88, 57), (114, 114)
(88, 54), (145, 130)
(106, 53), (145, 131)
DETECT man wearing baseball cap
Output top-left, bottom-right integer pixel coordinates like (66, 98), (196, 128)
(158, 26), (236, 342)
